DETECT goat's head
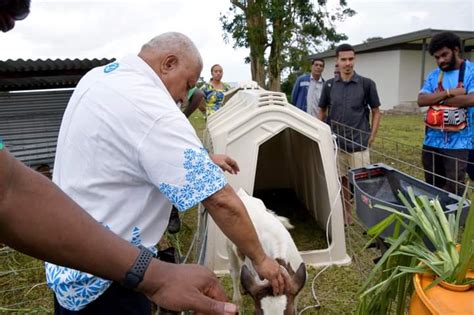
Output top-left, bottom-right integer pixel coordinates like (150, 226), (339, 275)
(240, 260), (306, 315)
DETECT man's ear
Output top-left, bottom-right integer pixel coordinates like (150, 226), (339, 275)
(161, 55), (178, 75)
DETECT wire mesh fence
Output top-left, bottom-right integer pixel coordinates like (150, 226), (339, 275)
(2, 114), (472, 313)
(330, 118), (472, 283)
(331, 120), (474, 195)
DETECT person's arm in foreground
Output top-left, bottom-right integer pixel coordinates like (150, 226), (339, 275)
(0, 149), (236, 314)
(202, 184), (286, 296)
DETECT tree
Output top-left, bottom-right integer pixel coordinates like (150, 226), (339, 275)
(220, 0), (355, 91)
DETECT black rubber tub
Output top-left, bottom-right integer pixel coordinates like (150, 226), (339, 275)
(349, 163), (470, 239)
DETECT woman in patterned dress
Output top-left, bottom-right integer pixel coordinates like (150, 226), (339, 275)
(201, 64), (231, 116)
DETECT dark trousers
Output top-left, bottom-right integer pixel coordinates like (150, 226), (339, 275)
(54, 282), (151, 315)
(421, 145), (469, 195)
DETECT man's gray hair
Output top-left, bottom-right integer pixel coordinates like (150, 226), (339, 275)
(141, 32), (202, 67)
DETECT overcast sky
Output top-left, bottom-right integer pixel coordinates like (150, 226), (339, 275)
(1, 0), (472, 82)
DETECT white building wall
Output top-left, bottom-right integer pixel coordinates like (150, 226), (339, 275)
(322, 50), (401, 111)
(399, 50), (438, 105)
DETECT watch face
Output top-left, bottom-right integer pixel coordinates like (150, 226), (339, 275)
(123, 271), (142, 289)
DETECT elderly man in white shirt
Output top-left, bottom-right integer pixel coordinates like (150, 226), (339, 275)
(306, 58), (325, 117)
(46, 32), (286, 314)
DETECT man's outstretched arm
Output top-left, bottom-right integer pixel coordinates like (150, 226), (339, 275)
(0, 149), (236, 314)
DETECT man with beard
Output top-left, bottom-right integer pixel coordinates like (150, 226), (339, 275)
(418, 31), (474, 194)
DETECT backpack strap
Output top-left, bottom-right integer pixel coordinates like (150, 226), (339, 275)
(361, 77), (370, 106)
(458, 60), (466, 88)
(437, 70), (445, 91)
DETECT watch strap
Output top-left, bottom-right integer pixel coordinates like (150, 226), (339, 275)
(122, 245), (154, 289)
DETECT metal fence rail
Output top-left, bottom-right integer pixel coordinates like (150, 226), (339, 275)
(331, 120), (473, 196)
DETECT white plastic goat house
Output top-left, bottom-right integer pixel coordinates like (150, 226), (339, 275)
(202, 84), (351, 273)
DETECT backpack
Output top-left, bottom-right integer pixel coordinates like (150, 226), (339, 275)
(424, 61), (467, 132)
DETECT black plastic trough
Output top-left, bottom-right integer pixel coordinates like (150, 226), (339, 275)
(349, 163), (470, 239)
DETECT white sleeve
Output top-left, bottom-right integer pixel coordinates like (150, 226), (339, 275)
(138, 112), (226, 211)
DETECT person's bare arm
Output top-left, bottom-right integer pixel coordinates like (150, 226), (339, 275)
(368, 107), (382, 146)
(139, 260), (236, 314)
(319, 107), (328, 121)
(417, 87), (467, 107)
(418, 88), (474, 107)
(202, 184), (286, 296)
(183, 89), (205, 118)
(0, 149), (236, 314)
(0, 149), (138, 277)
(418, 90), (450, 107)
(443, 92), (474, 107)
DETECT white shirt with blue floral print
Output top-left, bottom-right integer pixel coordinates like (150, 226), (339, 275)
(46, 55), (227, 310)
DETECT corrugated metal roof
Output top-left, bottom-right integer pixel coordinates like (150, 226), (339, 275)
(0, 58), (115, 91)
(308, 28), (474, 59)
(0, 89), (74, 167)
(0, 58), (115, 73)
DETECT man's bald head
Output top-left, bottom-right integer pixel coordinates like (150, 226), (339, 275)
(139, 32), (203, 104)
(140, 32), (203, 69)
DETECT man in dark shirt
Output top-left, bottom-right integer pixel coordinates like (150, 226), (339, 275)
(318, 44), (382, 225)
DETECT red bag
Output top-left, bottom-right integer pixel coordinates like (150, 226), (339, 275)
(424, 61), (467, 132)
(425, 105), (467, 131)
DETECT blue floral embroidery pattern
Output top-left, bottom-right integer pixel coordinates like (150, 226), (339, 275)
(131, 226), (141, 246)
(159, 147), (227, 211)
(45, 227), (155, 311)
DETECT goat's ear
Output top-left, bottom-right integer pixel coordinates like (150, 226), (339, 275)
(291, 263), (306, 295)
(240, 265), (257, 296)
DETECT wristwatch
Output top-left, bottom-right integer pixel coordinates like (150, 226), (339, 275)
(122, 245), (154, 289)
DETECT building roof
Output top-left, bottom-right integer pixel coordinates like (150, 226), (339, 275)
(0, 58), (115, 91)
(308, 28), (474, 59)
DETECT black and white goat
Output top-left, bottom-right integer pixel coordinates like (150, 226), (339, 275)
(227, 188), (306, 315)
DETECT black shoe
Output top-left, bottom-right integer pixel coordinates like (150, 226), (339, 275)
(167, 207), (181, 234)
(158, 247), (182, 264)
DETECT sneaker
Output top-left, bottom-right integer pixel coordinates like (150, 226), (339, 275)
(167, 207), (181, 234)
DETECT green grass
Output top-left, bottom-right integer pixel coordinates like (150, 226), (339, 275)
(371, 114), (426, 179)
(0, 247), (51, 313)
(0, 112), (427, 314)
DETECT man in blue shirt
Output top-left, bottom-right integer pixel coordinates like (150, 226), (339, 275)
(418, 31), (474, 195)
(291, 58), (325, 115)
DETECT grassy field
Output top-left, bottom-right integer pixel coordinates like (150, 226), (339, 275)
(0, 112), (427, 314)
